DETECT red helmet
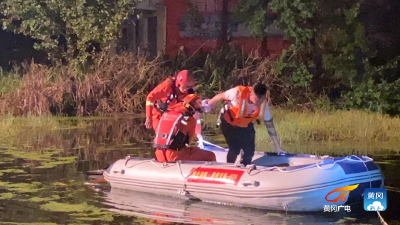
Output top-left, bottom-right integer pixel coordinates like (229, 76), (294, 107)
(175, 70), (193, 86)
(182, 94), (203, 114)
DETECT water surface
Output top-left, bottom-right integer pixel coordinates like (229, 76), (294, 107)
(0, 117), (399, 224)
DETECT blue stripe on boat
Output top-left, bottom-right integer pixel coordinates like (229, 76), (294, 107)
(347, 181), (369, 203)
(346, 179), (383, 204)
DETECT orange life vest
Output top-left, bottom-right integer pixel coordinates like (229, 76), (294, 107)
(153, 110), (191, 150)
(222, 86), (268, 127)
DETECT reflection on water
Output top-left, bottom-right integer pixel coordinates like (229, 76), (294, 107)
(0, 117), (399, 224)
(101, 187), (384, 225)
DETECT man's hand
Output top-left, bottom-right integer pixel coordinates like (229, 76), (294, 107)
(276, 147), (286, 155)
(201, 99), (211, 113)
(144, 117), (152, 129)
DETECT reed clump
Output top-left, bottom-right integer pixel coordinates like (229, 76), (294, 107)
(0, 47), (303, 117)
(0, 53), (172, 116)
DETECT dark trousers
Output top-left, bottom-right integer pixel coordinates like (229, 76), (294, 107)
(220, 115), (255, 166)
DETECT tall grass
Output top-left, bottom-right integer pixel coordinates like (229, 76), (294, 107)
(201, 108), (400, 144)
(0, 115), (61, 144)
(0, 77), (20, 95)
(0, 53), (171, 116)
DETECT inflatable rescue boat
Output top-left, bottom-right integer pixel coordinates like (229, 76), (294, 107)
(103, 142), (384, 212)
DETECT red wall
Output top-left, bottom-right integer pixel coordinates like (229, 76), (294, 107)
(163, 0), (289, 59)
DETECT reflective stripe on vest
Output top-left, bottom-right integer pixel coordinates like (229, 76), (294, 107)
(258, 100), (267, 120)
(164, 78), (178, 106)
(238, 98), (246, 118)
(223, 86), (267, 127)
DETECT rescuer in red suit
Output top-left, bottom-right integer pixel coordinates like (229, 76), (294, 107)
(145, 70), (204, 147)
(153, 94), (216, 162)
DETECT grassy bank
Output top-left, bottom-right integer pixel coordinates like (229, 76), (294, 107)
(201, 109), (400, 146)
(1, 108), (399, 147)
(0, 115), (60, 141)
(0, 110), (399, 160)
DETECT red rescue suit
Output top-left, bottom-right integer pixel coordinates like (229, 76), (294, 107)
(146, 77), (186, 130)
(145, 77), (202, 134)
(153, 108), (215, 162)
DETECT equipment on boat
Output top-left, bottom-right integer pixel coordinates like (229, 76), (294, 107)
(103, 141), (384, 212)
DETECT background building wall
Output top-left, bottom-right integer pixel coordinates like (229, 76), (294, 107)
(163, 0), (289, 58)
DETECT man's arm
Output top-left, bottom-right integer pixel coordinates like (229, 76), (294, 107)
(205, 87), (237, 111)
(263, 104), (285, 154)
(264, 119), (281, 146)
(193, 112), (204, 147)
(206, 92), (225, 109)
(193, 112), (202, 134)
(186, 117), (197, 145)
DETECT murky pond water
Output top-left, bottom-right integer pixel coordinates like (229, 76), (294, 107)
(0, 117), (399, 225)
